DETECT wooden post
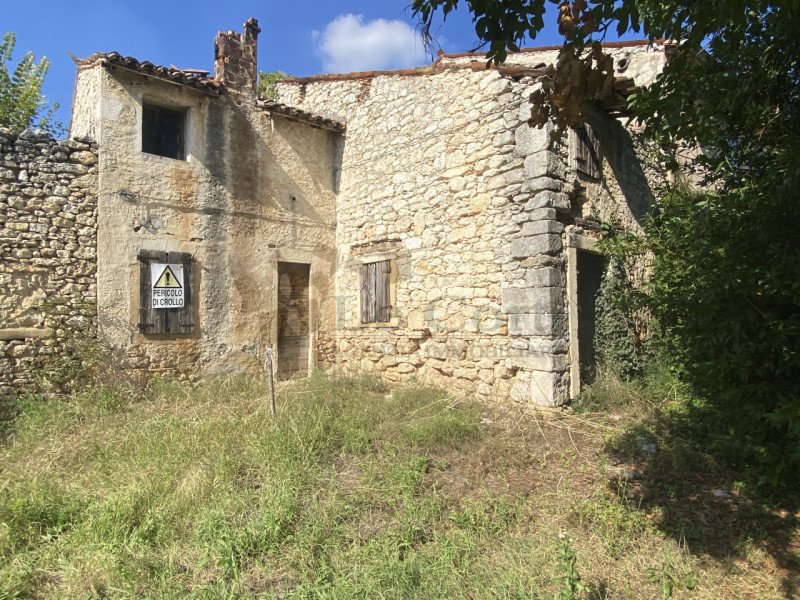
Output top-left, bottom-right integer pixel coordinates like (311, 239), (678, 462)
(265, 347), (276, 418)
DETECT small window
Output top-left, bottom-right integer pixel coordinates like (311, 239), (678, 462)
(360, 260), (392, 324)
(142, 103), (185, 159)
(574, 123), (601, 179)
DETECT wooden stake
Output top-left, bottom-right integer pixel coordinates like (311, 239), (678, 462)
(265, 347), (276, 418)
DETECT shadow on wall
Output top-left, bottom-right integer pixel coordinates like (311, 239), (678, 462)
(220, 97), (337, 233)
(597, 114), (656, 229)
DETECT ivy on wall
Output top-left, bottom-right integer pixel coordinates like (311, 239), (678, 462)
(594, 224), (650, 381)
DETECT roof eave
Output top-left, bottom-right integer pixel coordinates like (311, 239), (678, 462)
(256, 99), (346, 133)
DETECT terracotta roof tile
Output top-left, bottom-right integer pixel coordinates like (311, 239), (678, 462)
(81, 52), (223, 94)
(256, 99), (345, 132)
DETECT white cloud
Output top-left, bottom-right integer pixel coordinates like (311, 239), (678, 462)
(313, 14), (429, 73)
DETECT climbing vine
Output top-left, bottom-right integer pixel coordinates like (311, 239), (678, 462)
(594, 223), (649, 380)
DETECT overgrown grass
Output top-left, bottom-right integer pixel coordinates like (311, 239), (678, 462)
(0, 371), (796, 598)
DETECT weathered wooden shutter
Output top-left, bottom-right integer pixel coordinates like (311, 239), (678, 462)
(360, 260), (391, 324)
(377, 260), (392, 322)
(575, 124), (601, 179)
(360, 262), (375, 324)
(138, 250), (195, 334)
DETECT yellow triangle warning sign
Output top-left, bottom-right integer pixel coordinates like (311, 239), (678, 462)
(153, 265), (182, 288)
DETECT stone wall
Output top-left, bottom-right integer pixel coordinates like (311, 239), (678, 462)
(0, 128), (98, 396)
(277, 69), (580, 406)
(276, 48), (665, 406)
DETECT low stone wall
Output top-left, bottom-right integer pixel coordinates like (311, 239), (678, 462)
(0, 128), (98, 397)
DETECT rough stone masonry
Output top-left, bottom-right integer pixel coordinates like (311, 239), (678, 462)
(0, 128), (98, 396)
(275, 42), (666, 406)
(1, 21), (668, 407)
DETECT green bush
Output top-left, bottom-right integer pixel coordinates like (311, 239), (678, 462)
(648, 186), (800, 486)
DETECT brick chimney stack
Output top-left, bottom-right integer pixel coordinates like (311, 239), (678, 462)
(214, 18), (261, 96)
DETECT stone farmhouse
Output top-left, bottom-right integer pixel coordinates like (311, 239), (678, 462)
(1, 19), (667, 406)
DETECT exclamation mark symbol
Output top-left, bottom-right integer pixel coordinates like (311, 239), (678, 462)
(166, 270), (171, 286)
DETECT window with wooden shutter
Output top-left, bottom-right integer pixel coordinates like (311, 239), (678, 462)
(138, 250), (195, 334)
(574, 123), (601, 179)
(360, 260), (392, 324)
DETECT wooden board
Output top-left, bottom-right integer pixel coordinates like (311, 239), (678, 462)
(277, 262), (310, 377)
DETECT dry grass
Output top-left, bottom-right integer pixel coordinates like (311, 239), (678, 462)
(0, 371), (796, 598)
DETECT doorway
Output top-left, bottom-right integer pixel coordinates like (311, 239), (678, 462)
(277, 262), (310, 378)
(575, 249), (605, 385)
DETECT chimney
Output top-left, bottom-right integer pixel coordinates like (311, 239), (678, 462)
(214, 18), (261, 96)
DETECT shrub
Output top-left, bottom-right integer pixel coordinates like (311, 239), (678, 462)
(647, 186), (800, 486)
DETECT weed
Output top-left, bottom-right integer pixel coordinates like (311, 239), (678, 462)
(646, 554), (697, 599)
(575, 491), (647, 557)
(553, 532), (587, 600)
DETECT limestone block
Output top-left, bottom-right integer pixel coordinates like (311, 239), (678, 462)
(71, 151), (97, 166)
(508, 351), (568, 372)
(508, 313), (567, 337)
(523, 177), (566, 194)
(405, 236), (423, 250)
(509, 234), (562, 258)
(435, 362), (454, 376)
(510, 338), (529, 350)
(454, 367), (479, 381)
(514, 124), (549, 157)
(479, 318), (506, 334)
(8, 344), (32, 358)
(530, 370), (566, 407)
(521, 220), (564, 237)
(476, 383), (492, 396)
(524, 267), (565, 288)
(396, 337), (419, 354)
(523, 151), (567, 180)
(528, 338), (568, 354)
(447, 287), (475, 300)
(381, 355), (400, 368)
(463, 318), (479, 332)
(501, 287), (564, 314)
(510, 375), (531, 402)
(523, 207), (557, 221)
(524, 191), (571, 212)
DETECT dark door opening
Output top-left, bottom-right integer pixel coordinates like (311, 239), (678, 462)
(277, 262), (310, 378)
(576, 249), (605, 385)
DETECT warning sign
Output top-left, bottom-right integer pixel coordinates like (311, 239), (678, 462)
(151, 263), (184, 309)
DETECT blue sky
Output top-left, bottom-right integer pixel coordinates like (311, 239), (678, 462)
(2, 0), (625, 127)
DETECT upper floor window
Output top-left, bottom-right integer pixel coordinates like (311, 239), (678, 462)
(142, 103), (185, 160)
(574, 123), (601, 179)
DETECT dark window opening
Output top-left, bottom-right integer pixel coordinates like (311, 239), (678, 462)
(574, 123), (601, 179)
(360, 260), (392, 324)
(142, 103), (185, 159)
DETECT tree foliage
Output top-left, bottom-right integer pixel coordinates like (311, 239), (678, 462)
(0, 32), (60, 135)
(257, 70), (290, 100)
(412, 0), (800, 483)
(649, 187), (800, 483)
